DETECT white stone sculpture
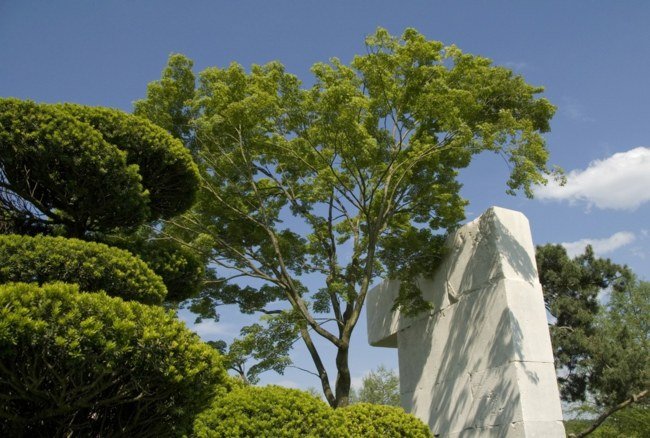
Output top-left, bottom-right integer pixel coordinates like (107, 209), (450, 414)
(367, 207), (565, 437)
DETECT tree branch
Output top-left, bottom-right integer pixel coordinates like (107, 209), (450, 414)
(569, 389), (649, 438)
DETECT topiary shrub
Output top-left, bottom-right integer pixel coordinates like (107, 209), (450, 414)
(0, 282), (229, 437)
(0, 98), (198, 236)
(330, 403), (432, 438)
(193, 385), (334, 437)
(192, 385), (433, 438)
(58, 103), (199, 219)
(0, 234), (167, 304)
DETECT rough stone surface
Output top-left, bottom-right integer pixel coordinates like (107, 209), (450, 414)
(367, 207), (565, 437)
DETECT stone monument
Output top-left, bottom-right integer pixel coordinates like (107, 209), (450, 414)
(367, 207), (565, 437)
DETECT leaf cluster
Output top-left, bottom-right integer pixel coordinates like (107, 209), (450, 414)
(102, 227), (205, 303)
(192, 385), (431, 437)
(0, 234), (167, 304)
(0, 282), (229, 437)
(350, 365), (400, 407)
(0, 98), (198, 237)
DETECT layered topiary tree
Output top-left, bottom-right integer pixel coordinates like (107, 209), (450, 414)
(0, 97), (204, 302)
(0, 234), (166, 304)
(0, 282), (229, 437)
(0, 98), (198, 237)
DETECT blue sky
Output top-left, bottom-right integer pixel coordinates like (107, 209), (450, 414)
(2, 1), (649, 392)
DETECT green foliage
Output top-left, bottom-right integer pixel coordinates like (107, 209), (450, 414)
(331, 403), (432, 438)
(590, 279), (649, 406)
(565, 405), (650, 437)
(140, 28), (556, 405)
(208, 312), (297, 384)
(59, 103), (199, 220)
(350, 365), (400, 406)
(193, 385), (431, 437)
(0, 234), (167, 304)
(134, 53), (197, 145)
(103, 227), (205, 303)
(535, 244), (645, 406)
(192, 385), (333, 438)
(0, 282), (229, 437)
(0, 98), (198, 237)
(0, 98), (146, 236)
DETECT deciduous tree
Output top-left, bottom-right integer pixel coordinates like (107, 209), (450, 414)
(139, 28), (557, 407)
(350, 365), (400, 407)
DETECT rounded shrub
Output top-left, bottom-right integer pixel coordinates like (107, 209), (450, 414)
(193, 385), (333, 438)
(58, 103), (199, 219)
(0, 98), (148, 233)
(0, 234), (167, 304)
(330, 403), (432, 438)
(0, 98), (199, 236)
(0, 282), (229, 437)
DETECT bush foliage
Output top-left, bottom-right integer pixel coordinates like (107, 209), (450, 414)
(102, 230), (205, 303)
(0, 282), (228, 437)
(193, 385), (333, 438)
(0, 98), (198, 236)
(59, 103), (199, 219)
(331, 403), (432, 437)
(193, 385), (432, 437)
(0, 234), (167, 304)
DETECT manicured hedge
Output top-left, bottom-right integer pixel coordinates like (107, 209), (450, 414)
(331, 403), (432, 437)
(0, 234), (167, 304)
(0, 282), (229, 437)
(192, 385), (433, 437)
(193, 386), (333, 438)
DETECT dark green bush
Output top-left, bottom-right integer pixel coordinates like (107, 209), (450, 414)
(102, 230), (205, 303)
(331, 403), (432, 437)
(59, 103), (199, 219)
(0, 98), (198, 236)
(193, 385), (333, 437)
(0, 282), (229, 437)
(0, 98), (147, 234)
(0, 234), (167, 304)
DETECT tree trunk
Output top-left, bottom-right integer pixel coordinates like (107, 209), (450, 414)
(334, 345), (351, 408)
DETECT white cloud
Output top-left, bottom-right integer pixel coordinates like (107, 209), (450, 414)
(561, 231), (636, 257)
(190, 320), (237, 338)
(504, 61), (528, 71)
(561, 97), (594, 122)
(270, 379), (300, 389)
(351, 372), (367, 391)
(535, 147), (650, 210)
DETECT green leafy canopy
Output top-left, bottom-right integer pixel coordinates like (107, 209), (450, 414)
(139, 27), (558, 406)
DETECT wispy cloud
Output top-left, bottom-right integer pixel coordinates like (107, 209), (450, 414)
(190, 320), (238, 338)
(504, 61), (528, 72)
(270, 379), (300, 389)
(561, 97), (594, 122)
(562, 231), (636, 257)
(535, 147), (650, 210)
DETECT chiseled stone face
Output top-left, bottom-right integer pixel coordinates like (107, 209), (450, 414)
(367, 207), (565, 437)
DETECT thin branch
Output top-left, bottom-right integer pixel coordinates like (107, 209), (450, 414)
(569, 389), (649, 438)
